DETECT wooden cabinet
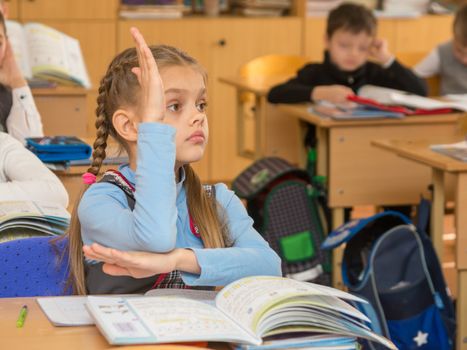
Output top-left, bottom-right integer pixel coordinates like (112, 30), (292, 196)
(4, 0), (18, 19)
(19, 0), (118, 20)
(32, 87), (87, 137)
(118, 18), (302, 181)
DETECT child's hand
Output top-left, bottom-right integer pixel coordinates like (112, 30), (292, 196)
(369, 38), (393, 66)
(83, 243), (177, 279)
(130, 27), (165, 123)
(312, 85), (355, 105)
(0, 41), (27, 89)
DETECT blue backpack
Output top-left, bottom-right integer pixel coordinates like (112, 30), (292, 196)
(322, 211), (455, 350)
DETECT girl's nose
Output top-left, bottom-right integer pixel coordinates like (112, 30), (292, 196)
(190, 109), (206, 126)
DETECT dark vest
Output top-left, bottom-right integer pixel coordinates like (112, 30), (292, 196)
(438, 41), (467, 95)
(0, 84), (13, 132)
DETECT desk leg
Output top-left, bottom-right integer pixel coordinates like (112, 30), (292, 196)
(431, 168), (445, 260)
(332, 208), (345, 290)
(255, 95), (267, 159)
(316, 126), (328, 178)
(455, 173), (467, 350)
(298, 120), (308, 168)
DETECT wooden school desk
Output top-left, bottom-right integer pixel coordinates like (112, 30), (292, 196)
(0, 297), (220, 349)
(371, 139), (467, 350)
(276, 105), (463, 288)
(32, 86), (88, 137)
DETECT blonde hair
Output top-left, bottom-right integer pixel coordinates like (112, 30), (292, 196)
(65, 45), (230, 295)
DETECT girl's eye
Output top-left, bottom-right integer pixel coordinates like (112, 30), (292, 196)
(167, 103), (180, 112)
(197, 102), (207, 112)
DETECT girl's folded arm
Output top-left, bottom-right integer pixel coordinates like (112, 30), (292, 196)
(79, 182), (176, 252)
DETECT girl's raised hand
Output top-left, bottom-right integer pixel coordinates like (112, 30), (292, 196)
(130, 27), (165, 123)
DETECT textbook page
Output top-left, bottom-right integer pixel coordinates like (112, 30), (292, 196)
(215, 276), (366, 334)
(86, 296), (259, 345)
(358, 85), (467, 112)
(24, 23), (91, 88)
(37, 289), (217, 327)
(37, 296), (93, 326)
(5, 20), (32, 79)
(214, 276), (396, 349)
(0, 201), (70, 223)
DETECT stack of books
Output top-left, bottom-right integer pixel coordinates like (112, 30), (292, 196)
(231, 0), (291, 17)
(306, 0), (343, 17)
(120, 0), (190, 19)
(380, 0), (429, 16)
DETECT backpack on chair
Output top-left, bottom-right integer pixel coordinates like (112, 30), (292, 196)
(232, 157), (331, 285)
(321, 211), (456, 350)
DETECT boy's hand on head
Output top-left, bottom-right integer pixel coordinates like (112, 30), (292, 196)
(369, 38), (394, 66)
(312, 85), (355, 105)
(130, 27), (165, 123)
(0, 40), (27, 89)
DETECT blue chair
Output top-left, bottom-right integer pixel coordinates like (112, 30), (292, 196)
(0, 236), (72, 297)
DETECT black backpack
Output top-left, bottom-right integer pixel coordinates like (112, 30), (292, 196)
(232, 157), (331, 285)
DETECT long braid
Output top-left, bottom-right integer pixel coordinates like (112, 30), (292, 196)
(65, 73), (115, 295)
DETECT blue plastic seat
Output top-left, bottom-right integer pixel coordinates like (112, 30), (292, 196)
(0, 236), (72, 297)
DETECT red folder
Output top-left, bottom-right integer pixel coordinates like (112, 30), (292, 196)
(347, 95), (453, 116)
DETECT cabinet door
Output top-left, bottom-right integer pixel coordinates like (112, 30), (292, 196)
(4, 0), (19, 19)
(394, 15), (453, 54)
(117, 19), (215, 181)
(210, 18), (302, 181)
(20, 0), (119, 20)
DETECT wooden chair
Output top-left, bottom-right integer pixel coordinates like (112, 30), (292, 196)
(0, 236), (71, 297)
(237, 54), (309, 159)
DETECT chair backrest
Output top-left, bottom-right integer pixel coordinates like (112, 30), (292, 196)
(396, 52), (441, 96)
(0, 236), (72, 297)
(240, 54), (309, 78)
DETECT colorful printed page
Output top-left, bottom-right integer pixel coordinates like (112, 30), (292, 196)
(5, 20), (32, 79)
(24, 22), (91, 88)
(86, 296), (260, 345)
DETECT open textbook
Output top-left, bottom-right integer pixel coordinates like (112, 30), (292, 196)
(430, 140), (467, 162)
(84, 276), (396, 349)
(5, 21), (91, 88)
(0, 201), (70, 242)
(357, 85), (467, 112)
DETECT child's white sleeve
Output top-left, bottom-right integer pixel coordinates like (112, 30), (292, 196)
(413, 48), (441, 78)
(6, 86), (44, 144)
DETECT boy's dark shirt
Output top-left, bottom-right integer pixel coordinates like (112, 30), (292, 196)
(267, 51), (427, 103)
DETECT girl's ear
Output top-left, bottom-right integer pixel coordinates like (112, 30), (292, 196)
(112, 109), (138, 142)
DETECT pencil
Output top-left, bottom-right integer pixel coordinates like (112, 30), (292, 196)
(16, 305), (28, 328)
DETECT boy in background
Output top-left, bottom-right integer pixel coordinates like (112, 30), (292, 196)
(268, 2), (424, 219)
(268, 2), (427, 105)
(414, 3), (467, 95)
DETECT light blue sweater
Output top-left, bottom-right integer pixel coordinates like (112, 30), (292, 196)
(79, 122), (282, 286)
